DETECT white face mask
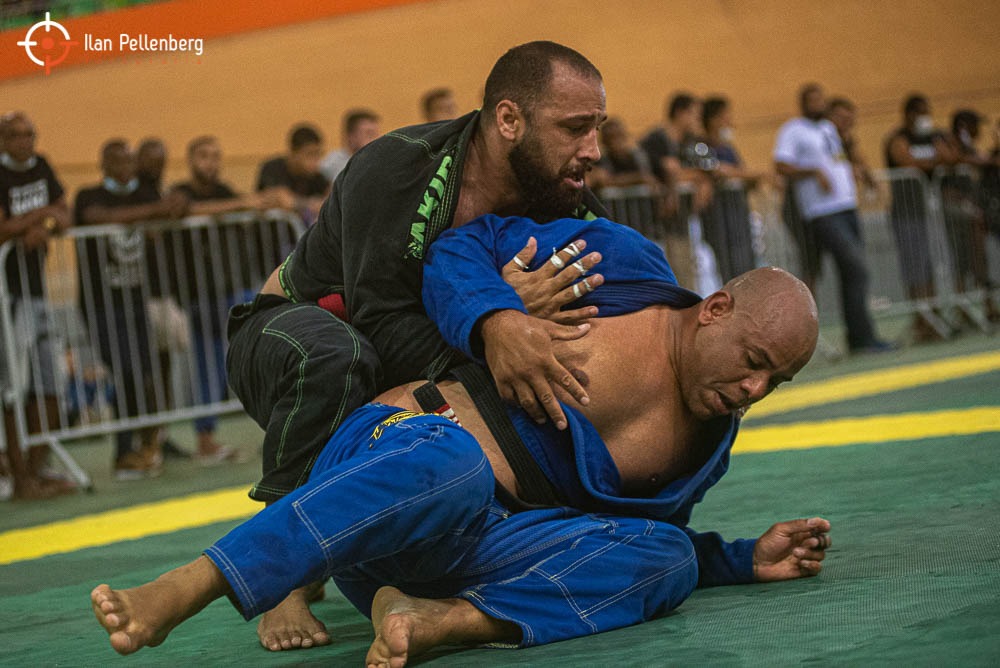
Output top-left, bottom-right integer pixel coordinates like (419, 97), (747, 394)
(719, 126), (734, 143)
(914, 115), (934, 136)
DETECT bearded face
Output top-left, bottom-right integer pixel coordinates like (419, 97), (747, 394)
(508, 124), (588, 220)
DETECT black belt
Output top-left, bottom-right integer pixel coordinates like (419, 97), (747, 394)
(414, 363), (562, 507)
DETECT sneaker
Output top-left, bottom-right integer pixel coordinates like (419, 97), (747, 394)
(194, 445), (247, 467)
(0, 475), (13, 501)
(114, 450), (158, 481)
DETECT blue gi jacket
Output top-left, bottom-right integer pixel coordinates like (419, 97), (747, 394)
(423, 214), (756, 587)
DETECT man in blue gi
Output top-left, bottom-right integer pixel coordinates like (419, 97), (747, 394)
(91, 214), (831, 665)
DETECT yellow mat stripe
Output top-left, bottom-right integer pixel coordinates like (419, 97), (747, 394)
(2, 353), (997, 566)
(0, 487), (259, 566)
(737, 406), (1000, 453)
(744, 351), (1000, 419)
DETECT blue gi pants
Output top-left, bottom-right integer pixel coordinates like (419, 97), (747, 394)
(205, 404), (699, 647)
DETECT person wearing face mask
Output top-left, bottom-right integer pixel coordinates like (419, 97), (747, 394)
(774, 84), (894, 355)
(0, 111), (74, 500)
(884, 94), (960, 342)
(74, 139), (189, 480)
(939, 110), (1000, 324)
(699, 96), (763, 282)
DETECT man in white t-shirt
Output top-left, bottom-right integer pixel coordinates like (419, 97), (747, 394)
(774, 83), (893, 354)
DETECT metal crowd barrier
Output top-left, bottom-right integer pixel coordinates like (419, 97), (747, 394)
(598, 168), (998, 348)
(599, 180), (760, 294)
(0, 210), (304, 489)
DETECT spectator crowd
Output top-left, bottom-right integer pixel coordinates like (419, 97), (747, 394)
(1, 82), (998, 502)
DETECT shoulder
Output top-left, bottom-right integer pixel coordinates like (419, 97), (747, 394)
(259, 156), (285, 172)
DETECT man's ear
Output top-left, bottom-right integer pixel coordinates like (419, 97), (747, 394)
(698, 290), (734, 325)
(495, 100), (524, 142)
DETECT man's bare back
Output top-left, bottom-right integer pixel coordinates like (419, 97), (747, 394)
(376, 304), (716, 501)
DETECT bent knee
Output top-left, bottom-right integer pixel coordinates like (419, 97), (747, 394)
(409, 422), (495, 505)
(624, 520), (699, 616)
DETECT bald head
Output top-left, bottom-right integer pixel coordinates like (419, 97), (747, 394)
(723, 266), (819, 367)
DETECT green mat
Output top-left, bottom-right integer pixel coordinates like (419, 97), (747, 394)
(1, 334), (998, 666)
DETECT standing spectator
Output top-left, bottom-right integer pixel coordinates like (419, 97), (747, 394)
(319, 110), (381, 184)
(702, 96), (761, 185)
(775, 83), (893, 354)
(941, 110), (999, 323)
(981, 118), (1000, 256)
(826, 98), (877, 192)
(640, 92), (713, 210)
(136, 138), (167, 194)
(700, 96), (762, 281)
(74, 139), (188, 479)
(170, 135), (289, 464)
(587, 117), (657, 192)
(420, 87), (458, 123)
(884, 93), (959, 342)
(0, 111), (73, 499)
(257, 123), (330, 226)
(138, 136), (191, 461)
(640, 93), (717, 290)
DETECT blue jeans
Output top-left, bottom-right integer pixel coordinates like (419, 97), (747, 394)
(810, 209), (879, 349)
(205, 404), (699, 647)
(190, 291), (256, 434)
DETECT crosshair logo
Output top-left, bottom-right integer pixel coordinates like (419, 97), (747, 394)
(17, 12), (79, 75)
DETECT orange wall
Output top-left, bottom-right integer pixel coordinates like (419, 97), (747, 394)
(4, 0), (999, 197)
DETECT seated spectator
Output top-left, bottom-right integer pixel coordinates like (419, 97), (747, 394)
(586, 116), (658, 192)
(826, 97), (877, 193)
(257, 124), (330, 226)
(319, 109), (381, 184)
(941, 109), (998, 323)
(884, 93), (960, 342)
(420, 87), (458, 123)
(0, 111), (74, 499)
(75, 139), (188, 480)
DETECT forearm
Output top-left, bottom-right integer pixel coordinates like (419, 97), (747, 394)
(80, 202), (165, 225)
(683, 527), (757, 587)
(775, 162), (820, 181)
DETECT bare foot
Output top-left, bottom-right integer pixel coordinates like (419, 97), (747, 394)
(365, 587), (520, 668)
(257, 583), (331, 651)
(91, 555), (229, 655)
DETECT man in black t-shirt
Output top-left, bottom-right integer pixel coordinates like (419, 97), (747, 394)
(255, 123), (330, 226)
(75, 139), (188, 480)
(0, 111), (73, 500)
(169, 135), (290, 464)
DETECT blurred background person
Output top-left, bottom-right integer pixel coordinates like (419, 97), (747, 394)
(257, 123), (330, 226)
(586, 116), (658, 193)
(0, 111), (73, 499)
(940, 109), (999, 324)
(884, 93), (959, 342)
(420, 87), (458, 123)
(136, 138), (167, 194)
(74, 139), (187, 480)
(699, 95), (763, 281)
(826, 97), (877, 193)
(775, 83), (893, 354)
(319, 109), (381, 184)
